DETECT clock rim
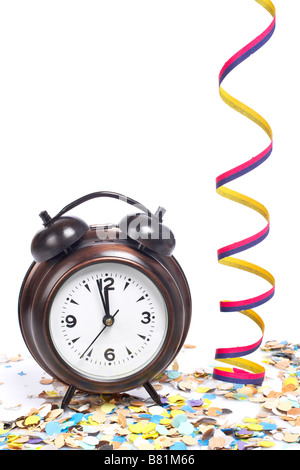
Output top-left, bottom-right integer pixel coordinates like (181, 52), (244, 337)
(19, 234), (191, 394)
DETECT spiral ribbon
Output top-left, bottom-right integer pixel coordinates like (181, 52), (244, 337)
(213, 0), (276, 385)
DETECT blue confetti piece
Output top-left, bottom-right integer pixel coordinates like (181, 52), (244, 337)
(71, 412), (85, 424)
(229, 439), (238, 448)
(138, 413), (151, 419)
(18, 371), (26, 376)
(171, 414), (187, 428)
(181, 405), (195, 413)
(232, 383), (244, 389)
(177, 421), (194, 435)
(203, 393), (216, 400)
(170, 441), (187, 450)
(155, 424), (169, 435)
(233, 393), (248, 401)
(167, 370), (181, 379)
(149, 415), (164, 424)
(221, 427), (234, 433)
(198, 438), (209, 446)
(45, 421), (61, 436)
(60, 422), (72, 432)
(112, 435), (126, 443)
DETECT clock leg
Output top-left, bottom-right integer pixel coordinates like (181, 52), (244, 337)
(61, 385), (77, 409)
(143, 382), (162, 406)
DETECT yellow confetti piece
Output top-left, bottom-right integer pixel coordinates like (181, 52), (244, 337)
(259, 440), (275, 448)
(129, 433), (140, 443)
(246, 423), (263, 431)
(235, 423), (244, 430)
(78, 420), (88, 426)
(24, 415), (41, 426)
(45, 391), (59, 397)
(160, 418), (172, 425)
(170, 410), (185, 418)
(128, 423), (143, 434)
(143, 431), (159, 439)
(196, 386), (210, 393)
(168, 394), (185, 404)
(100, 403), (116, 414)
(129, 422), (156, 435)
(244, 418), (258, 423)
(202, 398), (212, 407)
(128, 406), (143, 413)
(284, 377), (298, 388)
(7, 443), (23, 449)
(141, 423), (156, 434)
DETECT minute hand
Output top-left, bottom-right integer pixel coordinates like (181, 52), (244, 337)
(80, 309), (119, 359)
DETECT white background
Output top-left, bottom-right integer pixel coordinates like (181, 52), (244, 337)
(0, 0), (298, 371)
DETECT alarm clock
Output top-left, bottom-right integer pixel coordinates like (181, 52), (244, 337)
(18, 191), (191, 408)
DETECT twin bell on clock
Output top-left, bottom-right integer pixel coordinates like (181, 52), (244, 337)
(18, 191), (191, 408)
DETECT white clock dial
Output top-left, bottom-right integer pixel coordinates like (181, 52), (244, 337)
(48, 262), (168, 380)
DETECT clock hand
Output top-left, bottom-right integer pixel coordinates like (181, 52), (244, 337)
(96, 279), (109, 316)
(96, 279), (115, 326)
(104, 288), (111, 316)
(80, 309), (119, 359)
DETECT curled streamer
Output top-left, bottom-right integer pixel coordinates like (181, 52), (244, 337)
(213, 0), (276, 385)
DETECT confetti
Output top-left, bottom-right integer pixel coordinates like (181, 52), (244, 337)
(45, 421), (61, 436)
(1, 340), (300, 450)
(259, 440), (276, 448)
(100, 403), (116, 414)
(24, 415), (40, 426)
(177, 421), (194, 435)
(208, 436), (226, 450)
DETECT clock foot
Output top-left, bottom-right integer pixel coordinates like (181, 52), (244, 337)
(61, 385), (77, 409)
(143, 382), (162, 406)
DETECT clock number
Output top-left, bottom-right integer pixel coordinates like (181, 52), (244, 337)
(98, 277), (115, 291)
(104, 348), (115, 361)
(65, 315), (77, 328)
(141, 311), (151, 324)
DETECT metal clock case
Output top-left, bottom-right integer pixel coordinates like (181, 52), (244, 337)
(18, 192), (192, 408)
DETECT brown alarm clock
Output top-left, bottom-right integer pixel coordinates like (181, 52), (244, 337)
(18, 191), (191, 408)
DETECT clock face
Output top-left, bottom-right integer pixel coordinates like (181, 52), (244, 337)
(48, 261), (169, 381)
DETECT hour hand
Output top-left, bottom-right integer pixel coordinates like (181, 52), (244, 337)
(96, 279), (109, 316)
(96, 279), (113, 325)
